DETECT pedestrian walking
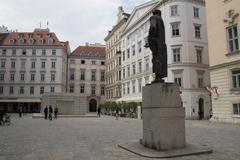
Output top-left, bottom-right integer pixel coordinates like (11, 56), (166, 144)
(18, 106), (23, 118)
(54, 107), (58, 119)
(44, 106), (48, 120)
(115, 109), (119, 120)
(48, 105), (53, 121)
(97, 107), (101, 117)
(0, 110), (4, 126)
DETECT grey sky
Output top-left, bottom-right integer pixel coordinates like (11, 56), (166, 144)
(0, 0), (147, 50)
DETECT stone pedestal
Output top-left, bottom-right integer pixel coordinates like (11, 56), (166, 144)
(140, 83), (185, 150)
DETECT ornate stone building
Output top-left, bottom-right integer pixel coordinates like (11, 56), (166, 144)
(0, 28), (69, 112)
(105, 7), (130, 102)
(206, 0), (240, 123)
(120, 0), (211, 119)
(68, 44), (106, 112)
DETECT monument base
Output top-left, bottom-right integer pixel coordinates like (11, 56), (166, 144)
(118, 141), (212, 158)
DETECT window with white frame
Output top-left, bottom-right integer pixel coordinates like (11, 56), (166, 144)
(20, 73), (24, 81)
(21, 61), (26, 69)
(132, 63), (136, 75)
(31, 61), (35, 69)
(171, 22), (180, 36)
(50, 86), (55, 93)
(101, 71), (105, 81)
(123, 51), (125, 61)
(0, 73), (4, 81)
(80, 69), (85, 80)
(227, 25), (239, 53)
(138, 79), (142, 93)
(91, 85), (96, 95)
(127, 82), (130, 94)
(170, 5), (178, 17)
(30, 73), (35, 81)
(138, 41), (142, 53)
(70, 85), (74, 93)
(51, 61), (56, 68)
(233, 103), (240, 115)
(101, 86), (105, 95)
(196, 49), (202, 64)
(138, 61), (142, 73)
(20, 86), (24, 94)
(30, 86), (34, 95)
(9, 86), (14, 95)
(174, 72), (183, 87)
(194, 24), (201, 38)
(132, 80), (136, 94)
(42, 49), (46, 55)
(32, 49), (36, 55)
(172, 48), (181, 63)
(1, 61), (5, 68)
(127, 48), (130, 58)
(91, 70), (96, 81)
(10, 73), (15, 81)
(132, 45), (135, 56)
(41, 74), (45, 81)
(80, 84), (85, 93)
(11, 61), (15, 68)
(41, 61), (45, 69)
(145, 58), (149, 71)
(2, 49), (6, 55)
(51, 74), (55, 82)
(0, 86), (3, 94)
(197, 71), (204, 88)
(52, 49), (56, 55)
(193, 7), (199, 18)
(70, 70), (75, 80)
(40, 86), (44, 94)
(232, 69), (240, 88)
(123, 67), (125, 79)
(127, 65), (130, 77)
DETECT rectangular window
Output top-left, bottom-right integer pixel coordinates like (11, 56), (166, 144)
(233, 103), (240, 115)
(195, 25), (201, 38)
(127, 82), (130, 94)
(127, 48), (130, 58)
(132, 45), (135, 56)
(41, 74), (45, 81)
(11, 61), (15, 68)
(196, 49), (202, 64)
(101, 86), (105, 95)
(50, 86), (55, 93)
(138, 61), (142, 73)
(20, 86), (24, 94)
(123, 68), (125, 79)
(30, 74), (35, 81)
(9, 86), (14, 94)
(70, 71), (75, 80)
(145, 58), (149, 71)
(138, 41), (142, 53)
(193, 7), (199, 18)
(12, 49), (16, 55)
(138, 80), (142, 93)
(170, 5), (178, 16)
(20, 73), (24, 81)
(41, 61), (45, 69)
(91, 85), (96, 95)
(101, 71), (105, 81)
(22, 49), (26, 55)
(70, 59), (75, 64)
(132, 63), (136, 75)
(174, 77), (182, 87)
(32, 49), (36, 55)
(51, 61), (56, 68)
(30, 86), (34, 95)
(51, 74), (55, 82)
(31, 61), (35, 69)
(232, 69), (240, 88)
(92, 60), (96, 65)
(1, 61), (5, 68)
(101, 61), (105, 65)
(227, 25), (239, 53)
(91, 70), (96, 81)
(10, 73), (15, 81)
(21, 61), (26, 69)
(42, 49), (46, 55)
(173, 48), (181, 63)
(123, 84), (126, 95)
(123, 51), (125, 61)
(70, 85), (74, 93)
(81, 60), (85, 64)
(2, 49), (6, 55)
(127, 65), (130, 77)
(52, 49), (56, 55)
(198, 77), (204, 88)
(80, 70), (85, 80)
(0, 86), (3, 94)
(132, 80), (136, 94)
(80, 85), (85, 93)
(0, 73), (4, 81)
(40, 86), (44, 94)
(171, 22), (180, 36)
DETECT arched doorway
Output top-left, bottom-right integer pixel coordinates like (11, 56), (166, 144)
(89, 99), (97, 112)
(198, 98), (204, 120)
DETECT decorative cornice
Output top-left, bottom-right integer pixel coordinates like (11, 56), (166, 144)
(210, 60), (240, 70)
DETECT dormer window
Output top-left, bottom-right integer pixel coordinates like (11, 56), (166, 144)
(9, 39), (15, 44)
(28, 34), (34, 38)
(18, 34), (24, 39)
(37, 34), (43, 39)
(19, 39), (25, 44)
(38, 39), (44, 45)
(47, 38), (53, 44)
(29, 39), (34, 45)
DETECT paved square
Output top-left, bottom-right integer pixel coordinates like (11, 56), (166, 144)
(0, 115), (240, 160)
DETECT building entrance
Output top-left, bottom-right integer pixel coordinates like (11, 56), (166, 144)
(198, 98), (204, 120)
(89, 99), (97, 112)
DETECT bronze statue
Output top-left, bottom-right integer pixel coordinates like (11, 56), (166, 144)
(145, 9), (167, 83)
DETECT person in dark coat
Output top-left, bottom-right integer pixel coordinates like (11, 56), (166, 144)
(97, 107), (101, 117)
(48, 105), (53, 121)
(0, 110), (4, 125)
(44, 106), (48, 120)
(54, 107), (58, 119)
(18, 106), (23, 118)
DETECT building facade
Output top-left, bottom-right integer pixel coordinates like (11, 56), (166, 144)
(68, 44), (106, 112)
(0, 28), (69, 113)
(206, 0), (240, 123)
(120, 0), (211, 119)
(105, 7), (130, 102)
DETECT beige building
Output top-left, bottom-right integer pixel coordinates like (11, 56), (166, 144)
(0, 28), (69, 113)
(68, 44), (106, 112)
(206, 0), (240, 123)
(105, 7), (130, 101)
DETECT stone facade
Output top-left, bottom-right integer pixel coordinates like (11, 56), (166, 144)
(120, 0), (211, 119)
(68, 44), (106, 113)
(206, 0), (240, 123)
(105, 7), (130, 102)
(0, 28), (69, 113)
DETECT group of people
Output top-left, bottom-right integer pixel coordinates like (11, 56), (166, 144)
(44, 105), (58, 120)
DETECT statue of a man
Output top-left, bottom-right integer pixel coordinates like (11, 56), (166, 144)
(146, 9), (167, 83)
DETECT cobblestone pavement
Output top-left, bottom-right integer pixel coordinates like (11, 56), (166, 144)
(0, 115), (240, 160)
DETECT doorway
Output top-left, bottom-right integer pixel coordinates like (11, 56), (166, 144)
(89, 99), (97, 112)
(198, 98), (204, 120)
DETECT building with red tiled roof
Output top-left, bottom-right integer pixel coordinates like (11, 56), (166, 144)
(68, 43), (106, 112)
(0, 28), (70, 113)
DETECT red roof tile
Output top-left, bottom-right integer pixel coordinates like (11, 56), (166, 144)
(70, 45), (106, 58)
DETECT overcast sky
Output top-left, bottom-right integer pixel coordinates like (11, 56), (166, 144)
(0, 0), (148, 50)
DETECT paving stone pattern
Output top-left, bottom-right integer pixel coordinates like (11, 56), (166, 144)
(0, 115), (240, 160)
